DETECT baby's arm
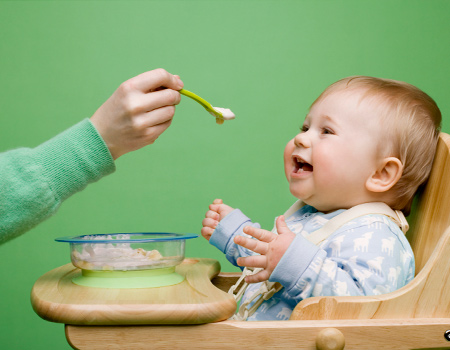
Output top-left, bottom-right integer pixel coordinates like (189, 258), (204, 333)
(234, 215), (295, 283)
(202, 199), (263, 267)
(235, 215), (415, 303)
(270, 221), (415, 303)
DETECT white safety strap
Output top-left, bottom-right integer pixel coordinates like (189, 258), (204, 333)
(228, 201), (409, 321)
(229, 267), (282, 321)
(306, 202), (409, 245)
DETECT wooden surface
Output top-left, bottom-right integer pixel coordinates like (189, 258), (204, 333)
(65, 318), (450, 350)
(211, 272), (241, 292)
(31, 258), (237, 325)
(407, 133), (450, 273)
(290, 133), (450, 321)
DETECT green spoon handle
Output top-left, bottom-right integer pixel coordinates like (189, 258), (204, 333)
(179, 89), (214, 111)
(179, 88), (227, 124)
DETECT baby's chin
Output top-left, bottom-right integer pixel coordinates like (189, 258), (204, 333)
(288, 189), (311, 206)
(290, 194), (340, 213)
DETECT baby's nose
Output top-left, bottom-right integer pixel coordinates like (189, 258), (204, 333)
(294, 132), (311, 148)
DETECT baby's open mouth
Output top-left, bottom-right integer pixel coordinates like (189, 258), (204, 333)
(293, 156), (313, 173)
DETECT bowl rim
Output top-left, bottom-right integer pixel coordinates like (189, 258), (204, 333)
(55, 232), (198, 244)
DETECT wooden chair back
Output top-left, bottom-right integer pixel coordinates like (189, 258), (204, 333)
(407, 132), (450, 274)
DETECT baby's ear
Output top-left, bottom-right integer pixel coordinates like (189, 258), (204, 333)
(366, 157), (403, 193)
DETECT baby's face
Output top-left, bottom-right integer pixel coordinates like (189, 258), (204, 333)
(284, 89), (383, 212)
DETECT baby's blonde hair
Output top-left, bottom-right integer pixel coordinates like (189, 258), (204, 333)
(312, 76), (442, 214)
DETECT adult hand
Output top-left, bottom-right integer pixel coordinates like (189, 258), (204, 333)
(234, 215), (295, 283)
(90, 68), (184, 159)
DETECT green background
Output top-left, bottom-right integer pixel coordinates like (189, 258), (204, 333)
(1, 1), (450, 349)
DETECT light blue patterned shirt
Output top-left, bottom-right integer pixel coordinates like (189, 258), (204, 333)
(210, 205), (415, 321)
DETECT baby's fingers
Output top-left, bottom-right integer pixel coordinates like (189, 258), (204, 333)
(209, 204), (221, 212)
(201, 226), (214, 241)
(202, 217), (218, 230)
(234, 235), (268, 255)
(243, 226), (276, 243)
(205, 210), (219, 221)
(246, 269), (271, 284)
(236, 255), (266, 269)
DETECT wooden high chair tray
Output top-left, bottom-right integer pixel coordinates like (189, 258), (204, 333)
(31, 258), (237, 325)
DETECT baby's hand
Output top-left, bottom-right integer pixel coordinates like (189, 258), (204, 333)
(234, 215), (295, 283)
(201, 199), (234, 241)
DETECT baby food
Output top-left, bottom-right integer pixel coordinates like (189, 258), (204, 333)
(70, 234), (172, 271)
(212, 107), (235, 120)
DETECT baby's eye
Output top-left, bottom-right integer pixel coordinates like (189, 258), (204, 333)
(322, 127), (334, 135)
(301, 124), (309, 133)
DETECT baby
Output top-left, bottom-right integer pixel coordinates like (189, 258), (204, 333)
(201, 76), (442, 321)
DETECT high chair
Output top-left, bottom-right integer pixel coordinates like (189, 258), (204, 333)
(32, 133), (450, 350)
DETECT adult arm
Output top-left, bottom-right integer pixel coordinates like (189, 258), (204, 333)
(0, 68), (183, 244)
(0, 119), (114, 244)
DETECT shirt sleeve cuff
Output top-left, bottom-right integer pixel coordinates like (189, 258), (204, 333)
(269, 234), (320, 290)
(210, 209), (252, 253)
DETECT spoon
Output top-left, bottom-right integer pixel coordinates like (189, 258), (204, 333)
(179, 89), (235, 124)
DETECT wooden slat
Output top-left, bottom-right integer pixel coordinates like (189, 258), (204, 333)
(408, 133), (450, 273)
(65, 318), (450, 350)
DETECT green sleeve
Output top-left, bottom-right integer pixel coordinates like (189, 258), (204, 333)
(0, 119), (115, 244)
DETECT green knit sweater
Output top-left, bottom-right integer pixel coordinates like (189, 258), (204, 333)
(0, 119), (115, 244)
